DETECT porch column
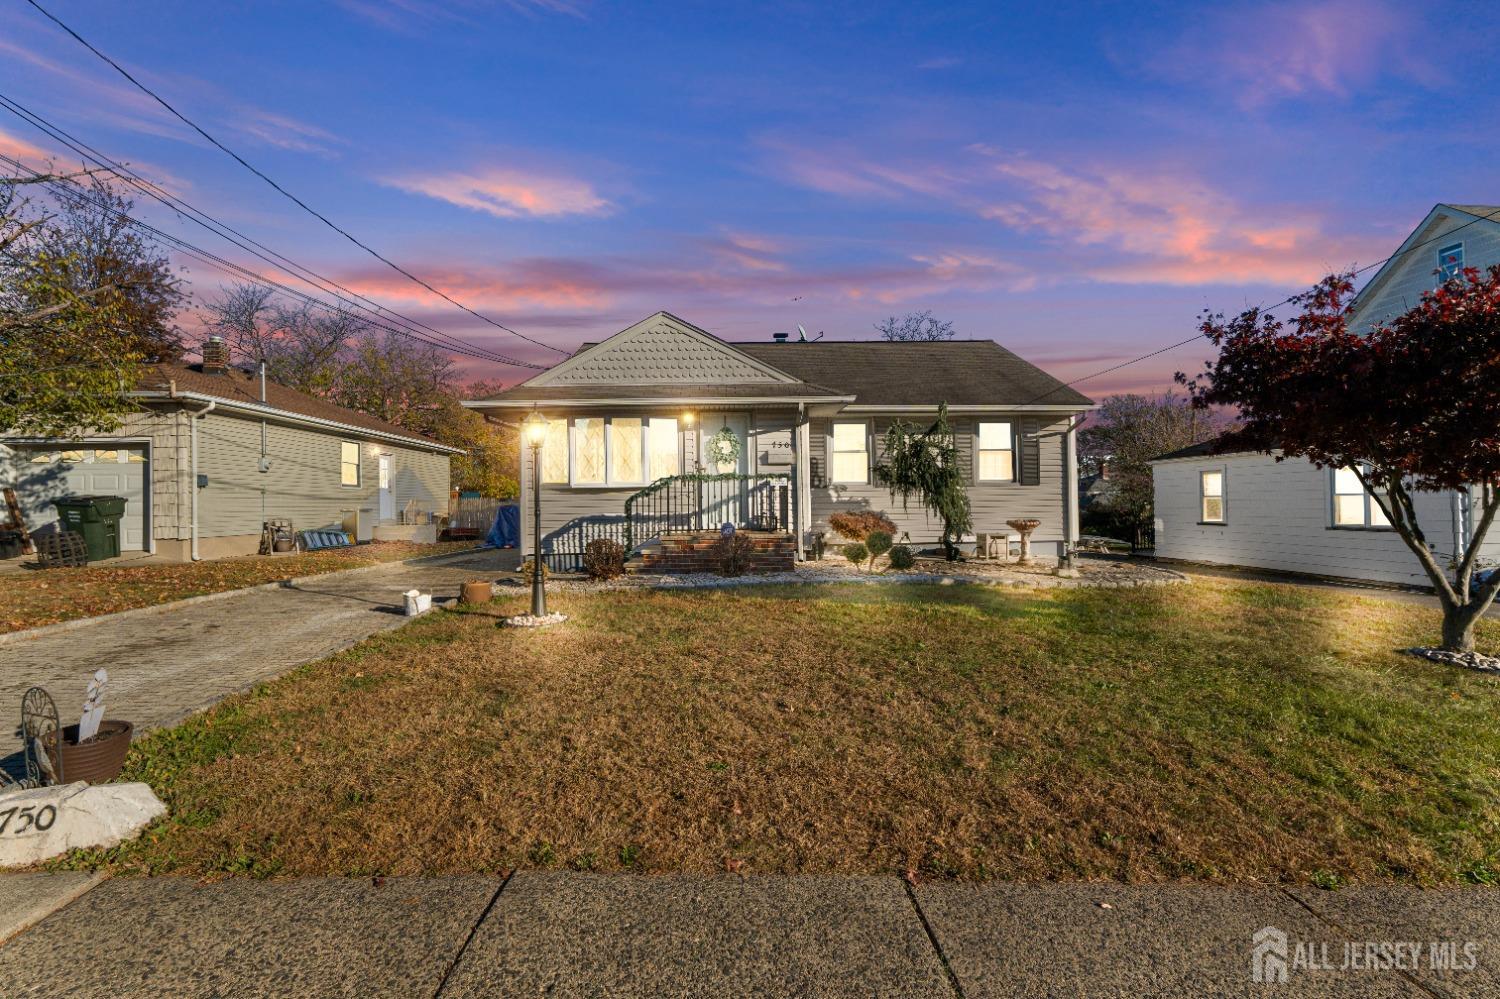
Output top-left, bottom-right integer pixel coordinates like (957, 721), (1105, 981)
(1063, 414), (1081, 563)
(795, 412), (812, 559)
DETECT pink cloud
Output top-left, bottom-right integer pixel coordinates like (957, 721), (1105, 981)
(233, 110), (343, 156)
(1160, 0), (1438, 107)
(384, 167), (611, 219)
(979, 154), (1380, 286)
(0, 127), (49, 163)
(760, 138), (958, 201)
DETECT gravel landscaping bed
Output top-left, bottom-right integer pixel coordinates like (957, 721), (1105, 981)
(499, 555), (1186, 592)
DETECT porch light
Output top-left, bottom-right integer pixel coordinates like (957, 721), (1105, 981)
(682, 411), (696, 427)
(524, 410), (548, 446)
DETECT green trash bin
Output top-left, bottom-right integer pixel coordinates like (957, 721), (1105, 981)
(54, 496), (126, 562)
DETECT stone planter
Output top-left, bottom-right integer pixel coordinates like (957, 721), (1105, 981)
(461, 580), (493, 605)
(47, 720), (134, 785)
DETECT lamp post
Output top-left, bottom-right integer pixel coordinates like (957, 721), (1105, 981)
(524, 411), (548, 617)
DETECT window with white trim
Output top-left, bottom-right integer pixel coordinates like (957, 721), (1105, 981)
(976, 422), (1015, 482)
(572, 418), (607, 484)
(830, 421), (869, 483)
(541, 418), (569, 483)
(1200, 469), (1225, 523)
(542, 416), (674, 487)
(1332, 465), (1390, 528)
(1438, 242), (1465, 283)
(647, 418), (680, 479)
(340, 441), (361, 486)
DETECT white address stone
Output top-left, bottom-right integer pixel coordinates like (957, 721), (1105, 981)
(0, 782), (166, 868)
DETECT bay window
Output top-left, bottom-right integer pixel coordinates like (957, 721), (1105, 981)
(541, 416), (680, 487)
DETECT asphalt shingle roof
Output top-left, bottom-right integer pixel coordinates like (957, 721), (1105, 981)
(1152, 429), (1271, 462)
(140, 364), (450, 447)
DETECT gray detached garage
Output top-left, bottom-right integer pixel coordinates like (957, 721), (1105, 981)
(3, 444), (150, 551)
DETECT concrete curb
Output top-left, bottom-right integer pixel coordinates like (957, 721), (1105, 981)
(0, 547), (481, 648)
(0, 871), (107, 945)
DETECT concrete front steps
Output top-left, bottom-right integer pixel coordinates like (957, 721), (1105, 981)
(633, 531), (797, 574)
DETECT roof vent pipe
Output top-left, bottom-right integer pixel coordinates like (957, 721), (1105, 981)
(259, 359), (267, 403)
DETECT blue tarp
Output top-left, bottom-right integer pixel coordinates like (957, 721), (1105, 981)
(486, 504), (520, 549)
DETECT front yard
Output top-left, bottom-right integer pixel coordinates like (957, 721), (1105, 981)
(70, 577), (1500, 885)
(0, 541), (477, 634)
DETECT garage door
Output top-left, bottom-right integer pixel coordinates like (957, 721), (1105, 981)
(4, 446), (149, 550)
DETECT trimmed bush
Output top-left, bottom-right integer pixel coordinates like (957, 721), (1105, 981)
(841, 541), (869, 569)
(865, 530), (893, 564)
(887, 543), (915, 570)
(711, 532), (757, 576)
(582, 538), (626, 580)
(518, 558), (550, 580)
(827, 510), (897, 542)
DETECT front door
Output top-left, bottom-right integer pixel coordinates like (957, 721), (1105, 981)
(377, 455), (394, 522)
(699, 414), (748, 527)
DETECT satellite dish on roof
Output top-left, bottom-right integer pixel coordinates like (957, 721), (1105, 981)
(796, 324), (808, 342)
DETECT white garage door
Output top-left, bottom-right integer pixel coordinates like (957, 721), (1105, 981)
(4, 446), (149, 550)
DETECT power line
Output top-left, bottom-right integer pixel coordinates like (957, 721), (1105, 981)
(1022, 205), (1500, 407)
(24, 0), (569, 356)
(1, 152), (547, 370)
(0, 91), (541, 369)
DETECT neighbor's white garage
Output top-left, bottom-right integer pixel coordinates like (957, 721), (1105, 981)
(1, 445), (149, 550)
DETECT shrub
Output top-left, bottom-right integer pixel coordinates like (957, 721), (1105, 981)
(518, 557), (550, 580)
(827, 510), (897, 542)
(888, 543), (915, 570)
(865, 530), (893, 566)
(841, 541), (869, 569)
(711, 532), (757, 576)
(582, 538), (625, 580)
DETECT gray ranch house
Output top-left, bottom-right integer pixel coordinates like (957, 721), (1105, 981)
(1, 336), (460, 561)
(1150, 204), (1500, 587)
(467, 312), (1094, 569)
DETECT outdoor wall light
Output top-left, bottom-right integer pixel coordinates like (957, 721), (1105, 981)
(682, 411), (696, 426)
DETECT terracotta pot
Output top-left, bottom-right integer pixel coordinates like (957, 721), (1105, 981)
(47, 720), (134, 784)
(460, 580), (493, 605)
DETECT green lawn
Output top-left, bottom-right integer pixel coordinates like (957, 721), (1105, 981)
(64, 577), (1500, 885)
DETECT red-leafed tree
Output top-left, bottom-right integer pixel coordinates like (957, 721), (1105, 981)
(1181, 267), (1500, 652)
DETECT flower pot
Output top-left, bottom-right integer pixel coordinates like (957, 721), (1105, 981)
(47, 720), (134, 784)
(461, 580), (493, 605)
(273, 538), (296, 553)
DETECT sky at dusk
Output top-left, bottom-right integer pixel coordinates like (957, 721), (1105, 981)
(2, 0), (1495, 397)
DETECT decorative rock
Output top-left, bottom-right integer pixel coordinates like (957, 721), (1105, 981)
(402, 590), (433, 616)
(1403, 648), (1500, 674)
(0, 782), (165, 868)
(501, 612), (568, 628)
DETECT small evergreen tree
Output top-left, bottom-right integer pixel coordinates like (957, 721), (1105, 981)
(875, 403), (972, 561)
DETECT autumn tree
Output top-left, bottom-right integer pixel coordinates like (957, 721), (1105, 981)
(1082, 392), (1229, 549)
(875, 309), (955, 342)
(1, 172), (183, 435)
(202, 282), (360, 395)
(1183, 269), (1500, 653)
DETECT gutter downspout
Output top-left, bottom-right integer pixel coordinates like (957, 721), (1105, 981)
(188, 399), (216, 561)
(259, 360), (268, 536)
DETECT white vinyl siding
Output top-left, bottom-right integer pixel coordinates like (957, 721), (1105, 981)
(976, 422), (1014, 482)
(340, 441), (360, 487)
(830, 421), (869, 484)
(1200, 470), (1225, 523)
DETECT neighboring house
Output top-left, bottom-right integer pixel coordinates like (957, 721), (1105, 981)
(1148, 204), (1500, 587)
(1, 336), (460, 560)
(466, 311), (1094, 567)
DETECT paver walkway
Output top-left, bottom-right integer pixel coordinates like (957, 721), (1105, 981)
(0, 547), (518, 768)
(1, 872), (1497, 996)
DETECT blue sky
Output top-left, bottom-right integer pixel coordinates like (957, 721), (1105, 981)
(2, 0), (1494, 393)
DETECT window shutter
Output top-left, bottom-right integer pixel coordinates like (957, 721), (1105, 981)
(1018, 419), (1041, 486)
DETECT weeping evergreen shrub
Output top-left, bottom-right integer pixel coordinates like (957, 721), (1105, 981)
(874, 403), (972, 561)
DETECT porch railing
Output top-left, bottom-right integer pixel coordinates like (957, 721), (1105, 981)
(624, 472), (793, 552)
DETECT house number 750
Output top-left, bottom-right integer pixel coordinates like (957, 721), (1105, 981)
(0, 804), (57, 834)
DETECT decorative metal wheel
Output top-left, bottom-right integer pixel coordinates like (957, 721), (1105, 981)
(20, 686), (61, 788)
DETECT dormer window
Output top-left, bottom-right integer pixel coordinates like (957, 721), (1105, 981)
(1438, 242), (1464, 283)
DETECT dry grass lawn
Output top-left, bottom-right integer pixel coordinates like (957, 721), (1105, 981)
(68, 578), (1500, 885)
(0, 541), (476, 633)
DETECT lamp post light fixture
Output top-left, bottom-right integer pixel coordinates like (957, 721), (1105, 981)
(523, 411), (548, 617)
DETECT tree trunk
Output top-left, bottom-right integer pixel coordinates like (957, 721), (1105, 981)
(1441, 603), (1481, 654)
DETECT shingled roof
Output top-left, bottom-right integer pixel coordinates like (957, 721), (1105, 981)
(139, 363), (454, 450)
(733, 340), (1092, 407)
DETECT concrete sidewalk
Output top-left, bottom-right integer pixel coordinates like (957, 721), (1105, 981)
(1, 547), (519, 769)
(1, 873), (1496, 997)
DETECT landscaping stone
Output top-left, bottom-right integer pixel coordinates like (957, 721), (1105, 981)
(0, 782), (165, 868)
(1403, 647), (1500, 673)
(501, 611), (568, 628)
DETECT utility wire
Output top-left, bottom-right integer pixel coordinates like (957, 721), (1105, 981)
(1020, 205), (1500, 407)
(0, 91), (540, 369)
(1, 152), (546, 369)
(24, 0), (569, 356)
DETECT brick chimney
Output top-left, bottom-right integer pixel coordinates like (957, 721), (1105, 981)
(201, 336), (230, 374)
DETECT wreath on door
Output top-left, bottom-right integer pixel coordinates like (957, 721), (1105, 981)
(707, 426), (742, 467)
